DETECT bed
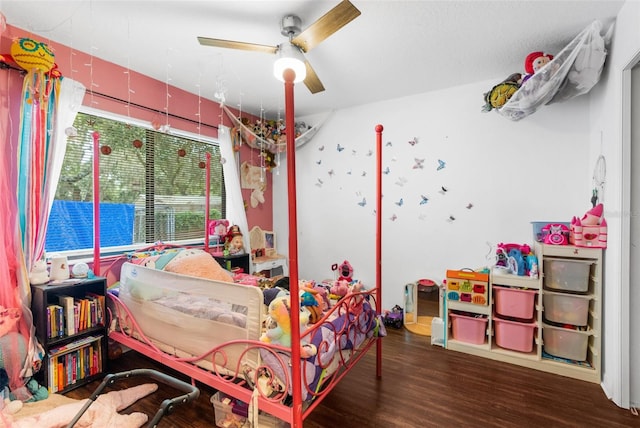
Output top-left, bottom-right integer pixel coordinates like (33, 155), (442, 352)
(107, 124), (386, 427)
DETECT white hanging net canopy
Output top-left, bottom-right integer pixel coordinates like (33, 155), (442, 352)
(486, 20), (613, 121)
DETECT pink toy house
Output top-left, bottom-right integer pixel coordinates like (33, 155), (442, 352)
(570, 203), (608, 248)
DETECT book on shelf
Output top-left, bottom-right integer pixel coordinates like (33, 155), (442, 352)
(47, 337), (102, 392)
(57, 295), (76, 336)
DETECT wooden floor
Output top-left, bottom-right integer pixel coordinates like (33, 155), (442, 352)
(65, 328), (636, 428)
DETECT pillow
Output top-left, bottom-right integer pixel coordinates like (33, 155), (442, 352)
(164, 251), (233, 283)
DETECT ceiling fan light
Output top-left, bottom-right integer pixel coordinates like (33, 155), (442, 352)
(273, 43), (306, 83)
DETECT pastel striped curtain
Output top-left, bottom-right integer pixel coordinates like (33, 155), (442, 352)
(2, 71), (85, 398)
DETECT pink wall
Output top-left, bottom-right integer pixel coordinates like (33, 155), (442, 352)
(1, 24), (273, 232)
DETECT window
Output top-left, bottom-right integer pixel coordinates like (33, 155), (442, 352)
(45, 110), (225, 256)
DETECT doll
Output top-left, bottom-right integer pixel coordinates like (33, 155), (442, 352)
(522, 51), (554, 83)
(225, 225), (246, 255)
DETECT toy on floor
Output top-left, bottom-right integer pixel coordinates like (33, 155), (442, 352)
(8, 383), (158, 428)
(383, 305), (404, 329)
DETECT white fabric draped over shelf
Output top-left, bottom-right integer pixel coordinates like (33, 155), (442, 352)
(222, 104), (330, 152)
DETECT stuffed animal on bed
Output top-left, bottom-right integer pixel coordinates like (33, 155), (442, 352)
(163, 249), (233, 283)
(260, 296), (317, 358)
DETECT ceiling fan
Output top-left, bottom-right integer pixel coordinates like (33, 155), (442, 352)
(197, 0), (361, 94)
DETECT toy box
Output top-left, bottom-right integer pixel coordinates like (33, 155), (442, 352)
(542, 323), (590, 361)
(446, 269), (489, 306)
(211, 391), (247, 427)
(493, 285), (537, 320)
(449, 311), (488, 345)
(211, 392), (288, 427)
(543, 291), (590, 326)
(543, 258), (592, 293)
(493, 316), (536, 353)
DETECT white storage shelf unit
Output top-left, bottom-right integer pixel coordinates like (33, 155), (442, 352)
(444, 243), (602, 383)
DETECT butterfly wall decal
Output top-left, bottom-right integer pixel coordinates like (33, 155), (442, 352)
(439, 186), (448, 195)
(386, 141), (393, 147)
(408, 137), (418, 146)
(318, 145), (325, 151)
(396, 177), (408, 186)
(315, 178), (324, 187)
(390, 214), (398, 221)
(367, 150), (373, 157)
(466, 203), (474, 209)
(420, 195), (429, 205)
(437, 159), (446, 171)
(395, 198), (404, 207)
(328, 169), (335, 177)
(383, 167), (390, 175)
(337, 144), (345, 152)
(413, 158), (425, 169)
(361, 171), (367, 177)
(316, 159), (322, 165)
(347, 169), (352, 175)
(358, 197), (367, 207)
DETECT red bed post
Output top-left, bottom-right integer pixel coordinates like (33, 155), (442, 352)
(283, 68), (303, 428)
(375, 124), (383, 378)
(204, 152), (211, 252)
(92, 131), (101, 276)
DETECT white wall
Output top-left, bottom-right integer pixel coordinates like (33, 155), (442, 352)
(589, 0), (640, 409)
(274, 80), (591, 310)
(272, 6), (639, 411)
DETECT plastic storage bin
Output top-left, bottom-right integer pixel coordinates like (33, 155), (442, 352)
(493, 286), (537, 320)
(543, 291), (591, 326)
(211, 391), (247, 427)
(542, 323), (590, 361)
(543, 258), (592, 293)
(493, 316), (537, 352)
(449, 312), (488, 345)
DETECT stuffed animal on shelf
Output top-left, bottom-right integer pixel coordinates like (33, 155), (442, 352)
(29, 259), (49, 285)
(224, 225), (246, 255)
(522, 51), (554, 83)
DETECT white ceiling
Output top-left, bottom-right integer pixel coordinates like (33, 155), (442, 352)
(1, 0), (624, 118)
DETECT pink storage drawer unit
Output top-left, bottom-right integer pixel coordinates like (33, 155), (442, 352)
(493, 316), (537, 353)
(449, 312), (488, 345)
(493, 286), (537, 320)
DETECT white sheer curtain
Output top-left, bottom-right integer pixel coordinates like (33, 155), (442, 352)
(33, 77), (86, 261)
(218, 125), (251, 256)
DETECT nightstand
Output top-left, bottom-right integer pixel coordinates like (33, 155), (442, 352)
(213, 253), (250, 274)
(252, 255), (288, 277)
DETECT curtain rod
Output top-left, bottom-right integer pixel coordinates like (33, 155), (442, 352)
(1, 63), (220, 130)
(88, 90), (219, 130)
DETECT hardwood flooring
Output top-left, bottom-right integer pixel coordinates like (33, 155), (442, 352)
(64, 328), (636, 428)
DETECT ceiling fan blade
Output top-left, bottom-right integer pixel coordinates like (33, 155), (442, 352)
(303, 60), (325, 94)
(197, 37), (278, 54)
(291, 0), (361, 53)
